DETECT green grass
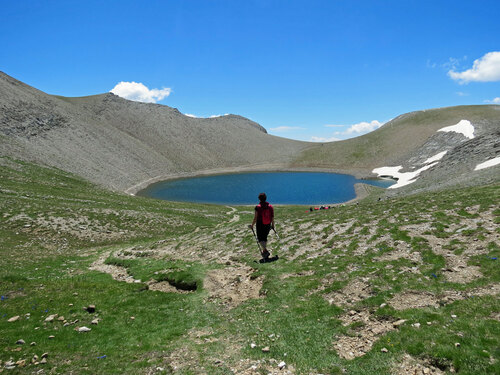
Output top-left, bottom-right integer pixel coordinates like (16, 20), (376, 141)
(1, 157), (499, 374)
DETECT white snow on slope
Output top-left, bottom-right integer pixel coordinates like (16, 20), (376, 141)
(373, 162), (438, 189)
(438, 120), (475, 139)
(474, 156), (500, 171)
(372, 120), (476, 189)
(424, 151), (447, 164)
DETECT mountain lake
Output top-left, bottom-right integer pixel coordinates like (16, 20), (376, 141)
(137, 172), (395, 205)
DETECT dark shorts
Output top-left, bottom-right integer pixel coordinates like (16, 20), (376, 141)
(256, 221), (271, 242)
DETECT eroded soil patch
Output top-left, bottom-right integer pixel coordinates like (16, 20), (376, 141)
(334, 309), (396, 360)
(204, 265), (263, 308)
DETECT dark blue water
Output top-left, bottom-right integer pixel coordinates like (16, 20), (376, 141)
(137, 172), (394, 205)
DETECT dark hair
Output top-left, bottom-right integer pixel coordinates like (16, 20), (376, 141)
(258, 193), (267, 202)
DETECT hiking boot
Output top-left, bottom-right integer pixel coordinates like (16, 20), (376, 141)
(262, 249), (270, 259)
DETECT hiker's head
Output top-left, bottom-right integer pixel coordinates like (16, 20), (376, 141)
(258, 193), (267, 202)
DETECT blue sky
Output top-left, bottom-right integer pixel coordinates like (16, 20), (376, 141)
(1, 0), (499, 141)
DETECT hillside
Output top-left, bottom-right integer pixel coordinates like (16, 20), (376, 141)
(292, 106), (500, 194)
(1, 71), (499, 195)
(0, 158), (498, 374)
(0, 72), (310, 192)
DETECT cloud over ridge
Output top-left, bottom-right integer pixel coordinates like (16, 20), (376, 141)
(111, 81), (172, 103)
(448, 51), (500, 83)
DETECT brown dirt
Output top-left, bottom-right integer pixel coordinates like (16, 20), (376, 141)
(334, 309), (397, 360)
(324, 278), (374, 307)
(392, 354), (447, 375)
(203, 265), (263, 309)
(389, 283), (500, 310)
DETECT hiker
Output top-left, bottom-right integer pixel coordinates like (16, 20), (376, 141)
(250, 192), (274, 261)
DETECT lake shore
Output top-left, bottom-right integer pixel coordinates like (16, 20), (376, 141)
(127, 165), (383, 206)
(125, 164), (376, 196)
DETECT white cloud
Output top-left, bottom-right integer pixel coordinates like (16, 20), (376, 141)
(209, 114), (229, 118)
(110, 81), (172, 103)
(270, 126), (306, 132)
(184, 113), (198, 118)
(344, 120), (384, 135)
(448, 51), (500, 83)
(310, 136), (340, 142)
(324, 124), (346, 128)
(484, 97), (500, 104)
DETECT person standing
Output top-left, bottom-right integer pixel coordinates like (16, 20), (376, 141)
(250, 192), (274, 261)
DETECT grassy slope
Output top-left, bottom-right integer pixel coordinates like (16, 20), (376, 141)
(292, 105), (500, 171)
(0, 158), (499, 374)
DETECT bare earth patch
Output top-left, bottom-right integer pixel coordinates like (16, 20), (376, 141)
(204, 265), (263, 308)
(392, 354), (447, 375)
(389, 283), (500, 310)
(334, 310), (396, 360)
(389, 291), (440, 310)
(324, 278), (373, 307)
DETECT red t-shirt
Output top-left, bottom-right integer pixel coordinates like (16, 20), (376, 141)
(255, 202), (274, 225)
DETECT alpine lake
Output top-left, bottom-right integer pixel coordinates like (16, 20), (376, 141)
(137, 171), (395, 205)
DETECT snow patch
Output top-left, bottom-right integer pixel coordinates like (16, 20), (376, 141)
(474, 156), (500, 171)
(373, 162), (438, 189)
(424, 151), (447, 164)
(438, 120), (475, 139)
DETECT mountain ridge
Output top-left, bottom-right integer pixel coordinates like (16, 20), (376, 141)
(0, 71), (498, 195)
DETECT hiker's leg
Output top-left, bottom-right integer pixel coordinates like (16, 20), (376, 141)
(257, 223), (272, 259)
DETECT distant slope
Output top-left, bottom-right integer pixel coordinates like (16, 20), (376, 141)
(0, 72), (310, 192)
(1, 71), (498, 195)
(292, 105), (500, 193)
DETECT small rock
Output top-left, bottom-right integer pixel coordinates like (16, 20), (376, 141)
(78, 326), (91, 332)
(86, 305), (96, 313)
(30, 342), (36, 346)
(250, 343), (257, 348)
(423, 368), (431, 374)
(40, 357), (47, 364)
(262, 346), (270, 353)
(455, 342), (461, 347)
(8, 315), (20, 322)
(130, 316), (135, 320)
(16, 359), (26, 368)
(451, 314), (457, 318)
(380, 303), (387, 308)
(412, 323), (421, 328)
(91, 319), (99, 325)
(57, 316), (65, 321)
(41, 353), (48, 359)
(381, 347), (389, 353)
(278, 361), (286, 369)
(427, 322), (432, 325)
(48, 335), (55, 339)
(393, 319), (407, 327)
(16, 339), (26, 345)
(45, 314), (58, 322)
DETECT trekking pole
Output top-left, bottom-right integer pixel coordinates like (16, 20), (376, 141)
(272, 224), (280, 240)
(249, 225), (263, 256)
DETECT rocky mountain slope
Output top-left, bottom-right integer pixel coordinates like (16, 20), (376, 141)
(0, 72), (309, 192)
(0, 71), (499, 194)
